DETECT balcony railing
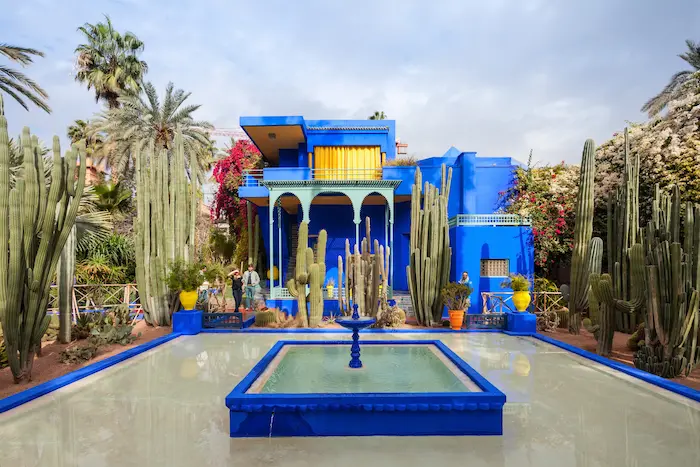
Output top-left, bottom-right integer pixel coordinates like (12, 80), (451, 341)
(240, 167), (383, 187)
(448, 214), (532, 227)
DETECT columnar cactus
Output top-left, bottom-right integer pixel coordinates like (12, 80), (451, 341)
(57, 226), (76, 343)
(286, 222), (327, 327)
(0, 95), (86, 382)
(134, 127), (194, 326)
(568, 139), (603, 333)
(338, 217), (389, 318)
(406, 165), (452, 326)
(635, 185), (699, 378)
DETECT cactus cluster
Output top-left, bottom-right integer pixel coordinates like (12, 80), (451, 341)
(0, 95), (87, 382)
(568, 139), (603, 333)
(634, 185), (699, 378)
(254, 310), (276, 327)
(134, 127), (196, 326)
(338, 217), (390, 318)
(287, 222), (327, 327)
(406, 165), (452, 326)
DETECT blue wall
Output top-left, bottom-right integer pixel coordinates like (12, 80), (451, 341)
(450, 225), (534, 313)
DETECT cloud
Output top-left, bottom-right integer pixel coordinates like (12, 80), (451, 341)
(1, 0), (699, 165)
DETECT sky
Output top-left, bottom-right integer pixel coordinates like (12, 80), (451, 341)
(2, 0), (700, 170)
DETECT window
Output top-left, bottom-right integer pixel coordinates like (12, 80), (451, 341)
(480, 259), (509, 277)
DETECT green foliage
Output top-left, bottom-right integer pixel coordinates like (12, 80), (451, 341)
(166, 258), (204, 292)
(76, 233), (136, 283)
(368, 111), (387, 120)
(384, 156), (417, 166)
(0, 44), (51, 112)
(67, 119), (106, 163)
(59, 338), (102, 364)
(74, 15), (148, 109)
(627, 323), (645, 351)
(534, 277), (558, 292)
(203, 262), (227, 284)
(0, 338), (7, 369)
(441, 282), (472, 310)
(501, 274), (531, 292)
(93, 181), (132, 214)
(207, 228), (235, 263)
(75, 253), (129, 284)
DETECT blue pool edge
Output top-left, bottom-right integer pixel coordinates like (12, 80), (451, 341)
(0, 332), (183, 414)
(532, 333), (700, 403)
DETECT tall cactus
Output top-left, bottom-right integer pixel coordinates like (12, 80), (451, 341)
(286, 222), (326, 326)
(635, 185), (700, 378)
(57, 226), (77, 343)
(338, 217), (389, 318)
(0, 95), (86, 382)
(568, 139), (603, 333)
(407, 165), (452, 326)
(134, 127), (194, 326)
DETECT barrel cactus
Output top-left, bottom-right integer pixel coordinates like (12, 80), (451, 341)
(0, 95), (87, 382)
(254, 310), (276, 327)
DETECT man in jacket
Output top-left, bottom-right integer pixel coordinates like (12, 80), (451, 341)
(241, 264), (260, 311)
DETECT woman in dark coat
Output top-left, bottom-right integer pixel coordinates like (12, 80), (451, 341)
(228, 269), (243, 312)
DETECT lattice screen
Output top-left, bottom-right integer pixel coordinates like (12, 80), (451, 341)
(480, 259), (509, 277)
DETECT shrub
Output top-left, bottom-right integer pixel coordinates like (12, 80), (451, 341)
(166, 259), (204, 292)
(384, 156), (417, 167)
(0, 338), (7, 369)
(501, 274), (531, 292)
(441, 282), (473, 310)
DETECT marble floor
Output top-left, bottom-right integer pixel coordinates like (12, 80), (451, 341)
(1, 332), (698, 467)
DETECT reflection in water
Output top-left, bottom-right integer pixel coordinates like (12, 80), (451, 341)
(0, 333), (698, 467)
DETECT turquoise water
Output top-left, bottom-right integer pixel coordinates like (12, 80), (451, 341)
(256, 344), (476, 393)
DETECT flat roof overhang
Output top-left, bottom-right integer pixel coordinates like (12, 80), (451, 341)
(240, 116), (307, 165)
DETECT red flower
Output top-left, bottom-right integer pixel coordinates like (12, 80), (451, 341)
(555, 229), (561, 234)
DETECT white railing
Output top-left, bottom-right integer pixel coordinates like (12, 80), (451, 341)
(271, 286), (393, 300)
(240, 167), (383, 187)
(448, 214), (531, 227)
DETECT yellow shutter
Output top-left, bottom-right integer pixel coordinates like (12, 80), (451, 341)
(313, 146), (381, 180)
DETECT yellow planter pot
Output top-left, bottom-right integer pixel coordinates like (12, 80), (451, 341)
(179, 290), (198, 311)
(512, 291), (531, 312)
(326, 285), (334, 298)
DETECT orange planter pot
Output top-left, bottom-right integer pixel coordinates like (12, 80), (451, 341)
(448, 310), (465, 330)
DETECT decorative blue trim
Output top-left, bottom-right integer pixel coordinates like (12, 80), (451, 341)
(205, 328), (503, 334)
(226, 340), (505, 437)
(533, 333), (700, 403)
(202, 316), (254, 333)
(503, 330), (537, 336)
(0, 333), (183, 414)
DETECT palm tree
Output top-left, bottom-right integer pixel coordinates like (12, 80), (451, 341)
(642, 39), (700, 117)
(68, 119), (106, 164)
(74, 15), (148, 108)
(369, 111), (387, 120)
(94, 81), (214, 180)
(0, 44), (50, 112)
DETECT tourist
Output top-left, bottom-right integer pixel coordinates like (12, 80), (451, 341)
(228, 269), (243, 311)
(241, 264), (260, 311)
(459, 271), (473, 288)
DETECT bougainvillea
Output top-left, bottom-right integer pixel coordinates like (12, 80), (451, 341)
(500, 158), (579, 278)
(211, 139), (262, 238)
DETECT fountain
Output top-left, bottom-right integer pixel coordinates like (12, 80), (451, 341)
(335, 304), (376, 368)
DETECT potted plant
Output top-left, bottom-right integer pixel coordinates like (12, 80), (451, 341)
(326, 278), (335, 298)
(501, 274), (532, 312)
(441, 282), (473, 330)
(166, 259), (205, 311)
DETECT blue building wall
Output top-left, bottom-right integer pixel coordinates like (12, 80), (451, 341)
(450, 225), (534, 313)
(241, 114), (532, 315)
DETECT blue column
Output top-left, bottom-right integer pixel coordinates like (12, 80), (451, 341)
(390, 220), (394, 288)
(277, 202), (282, 291)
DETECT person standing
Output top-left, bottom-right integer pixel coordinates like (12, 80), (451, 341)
(458, 271), (473, 288)
(241, 264), (260, 311)
(228, 269), (243, 312)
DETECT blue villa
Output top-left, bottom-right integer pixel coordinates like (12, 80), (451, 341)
(237, 116), (533, 315)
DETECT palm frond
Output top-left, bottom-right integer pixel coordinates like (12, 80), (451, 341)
(641, 70), (694, 117)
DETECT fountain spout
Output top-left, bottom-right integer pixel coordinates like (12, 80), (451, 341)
(335, 304), (376, 368)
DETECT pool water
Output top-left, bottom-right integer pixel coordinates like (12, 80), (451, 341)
(252, 344), (481, 394)
(1, 333), (699, 467)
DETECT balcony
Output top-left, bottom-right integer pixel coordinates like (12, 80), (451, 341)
(240, 167), (384, 188)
